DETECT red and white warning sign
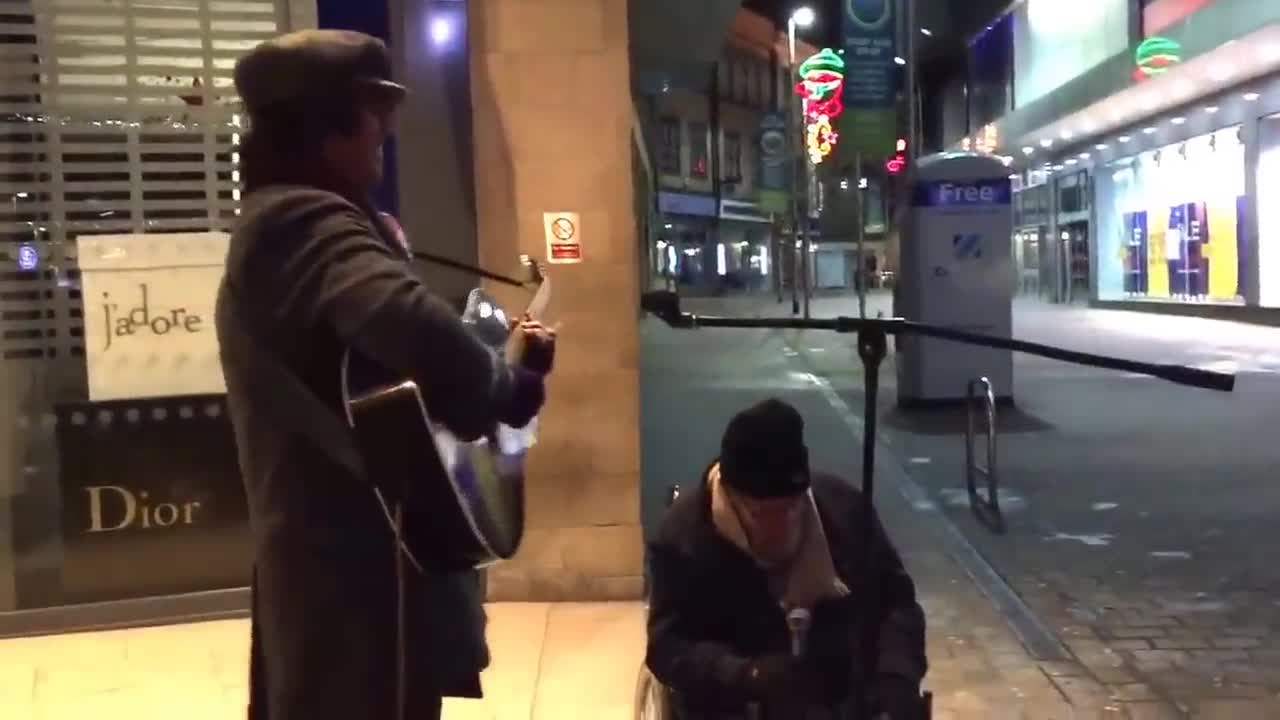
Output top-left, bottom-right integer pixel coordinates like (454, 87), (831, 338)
(542, 212), (582, 264)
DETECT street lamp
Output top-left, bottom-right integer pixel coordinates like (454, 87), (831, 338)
(787, 7), (815, 66)
(786, 6), (815, 318)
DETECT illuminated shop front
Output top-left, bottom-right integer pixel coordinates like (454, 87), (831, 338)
(0, 0), (435, 637)
(654, 192), (775, 294)
(1095, 125), (1246, 304)
(1257, 112), (1280, 308)
(999, 55), (1280, 316)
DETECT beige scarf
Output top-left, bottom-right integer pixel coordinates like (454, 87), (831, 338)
(708, 463), (850, 609)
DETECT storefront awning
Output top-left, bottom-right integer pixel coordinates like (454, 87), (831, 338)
(973, 0), (1280, 164)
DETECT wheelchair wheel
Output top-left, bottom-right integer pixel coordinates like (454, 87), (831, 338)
(634, 665), (669, 720)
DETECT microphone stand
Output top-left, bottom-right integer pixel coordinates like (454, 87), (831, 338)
(411, 250), (536, 289)
(639, 290), (1234, 720)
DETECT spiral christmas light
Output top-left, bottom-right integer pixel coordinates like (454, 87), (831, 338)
(1134, 37), (1182, 81)
(795, 48), (846, 164)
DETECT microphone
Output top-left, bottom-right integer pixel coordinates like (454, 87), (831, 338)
(786, 606), (812, 658)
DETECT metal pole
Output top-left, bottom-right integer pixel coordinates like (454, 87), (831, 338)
(788, 20), (801, 316)
(801, 168), (811, 320)
(855, 152), (866, 318)
(904, 0), (918, 160)
(897, 0), (918, 321)
(798, 169), (808, 317)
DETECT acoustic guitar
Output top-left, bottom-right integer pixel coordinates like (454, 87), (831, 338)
(340, 257), (551, 572)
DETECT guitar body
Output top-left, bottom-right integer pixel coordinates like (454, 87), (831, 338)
(341, 280), (545, 572)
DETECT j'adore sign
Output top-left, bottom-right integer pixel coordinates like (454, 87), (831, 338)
(77, 232), (230, 402)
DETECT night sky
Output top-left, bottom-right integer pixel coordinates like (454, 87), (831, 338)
(742, 0), (845, 47)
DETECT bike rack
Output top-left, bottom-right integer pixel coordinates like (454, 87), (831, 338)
(965, 377), (1005, 534)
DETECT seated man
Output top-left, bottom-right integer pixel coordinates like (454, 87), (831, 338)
(646, 398), (927, 719)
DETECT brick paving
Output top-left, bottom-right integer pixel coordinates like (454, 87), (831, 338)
(678, 292), (1280, 718)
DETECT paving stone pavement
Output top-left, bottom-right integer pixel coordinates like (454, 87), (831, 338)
(678, 293), (1280, 718)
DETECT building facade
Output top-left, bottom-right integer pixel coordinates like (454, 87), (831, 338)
(638, 10), (893, 295)
(640, 10), (794, 295)
(928, 0), (1280, 320)
(0, 0), (708, 638)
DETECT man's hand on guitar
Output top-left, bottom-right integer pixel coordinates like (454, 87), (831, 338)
(514, 316), (557, 375)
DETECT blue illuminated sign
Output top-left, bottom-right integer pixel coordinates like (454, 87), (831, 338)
(913, 179), (1012, 208)
(16, 243), (38, 271)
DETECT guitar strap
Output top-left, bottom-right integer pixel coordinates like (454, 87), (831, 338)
(219, 275), (368, 485)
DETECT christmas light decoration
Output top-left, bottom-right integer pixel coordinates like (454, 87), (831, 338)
(795, 48), (845, 165)
(886, 138), (907, 175)
(1134, 37), (1182, 81)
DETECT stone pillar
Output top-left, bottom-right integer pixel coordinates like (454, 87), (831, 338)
(470, 0), (643, 601)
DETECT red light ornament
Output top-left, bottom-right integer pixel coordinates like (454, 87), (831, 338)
(886, 138), (907, 175)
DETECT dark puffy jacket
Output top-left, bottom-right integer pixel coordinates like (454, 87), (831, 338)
(645, 468), (927, 717)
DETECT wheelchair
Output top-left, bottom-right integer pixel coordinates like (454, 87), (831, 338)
(635, 484), (681, 720)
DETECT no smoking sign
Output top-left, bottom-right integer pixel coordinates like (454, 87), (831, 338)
(542, 212), (582, 264)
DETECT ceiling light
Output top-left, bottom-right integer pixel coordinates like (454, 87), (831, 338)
(1171, 117), (1187, 125)
(1053, 164), (1065, 171)
(1244, 92), (1261, 101)
(894, 56), (906, 66)
(1095, 143), (1109, 151)
(1078, 152), (1090, 159)
(1119, 135), (1132, 143)
(1022, 146), (1034, 155)
(1065, 158), (1078, 165)
(921, 28), (933, 36)
(1204, 105), (1220, 114)
(1143, 126), (1157, 134)
(1040, 138), (1053, 148)
(1008, 174), (1018, 180)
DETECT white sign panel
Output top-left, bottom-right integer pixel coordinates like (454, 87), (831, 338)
(77, 232), (230, 402)
(905, 173), (1015, 401)
(542, 212), (582, 264)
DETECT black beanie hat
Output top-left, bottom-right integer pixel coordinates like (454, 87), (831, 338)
(719, 398), (811, 498)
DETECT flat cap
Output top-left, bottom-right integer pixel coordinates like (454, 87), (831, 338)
(234, 29), (406, 116)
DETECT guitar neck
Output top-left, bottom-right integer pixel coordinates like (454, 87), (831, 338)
(502, 270), (551, 363)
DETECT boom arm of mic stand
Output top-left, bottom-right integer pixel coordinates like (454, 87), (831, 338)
(642, 305), (1234, 393)
(410, 250), (534, 288)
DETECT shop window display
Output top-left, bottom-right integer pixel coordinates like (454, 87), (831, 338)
(1097, 126), (1245, 303)
(1258, 114), (1280, 307)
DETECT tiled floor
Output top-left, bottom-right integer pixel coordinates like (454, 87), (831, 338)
(0, 602), (645, 720)
(2, 593), (1091, 720)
